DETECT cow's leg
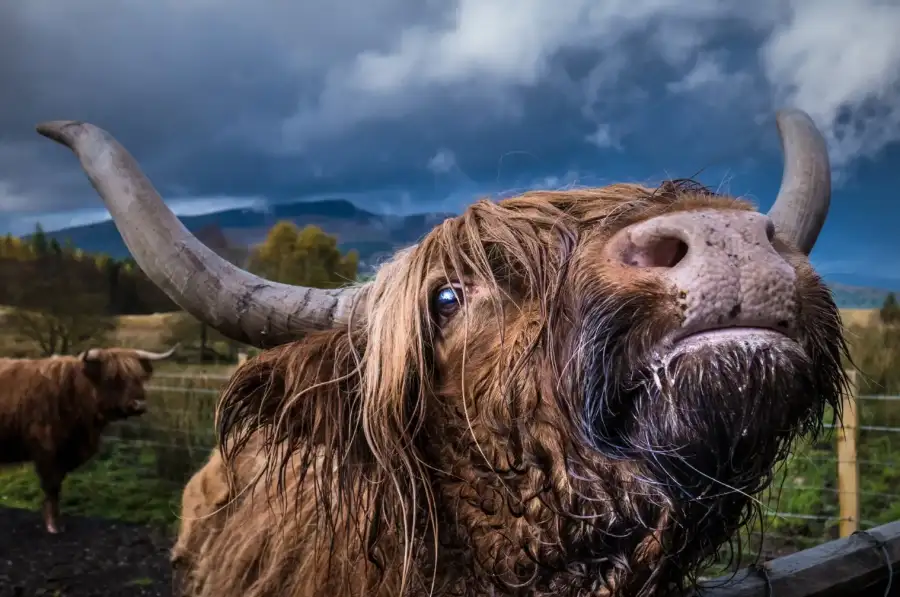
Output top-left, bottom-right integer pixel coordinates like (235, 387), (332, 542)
(34, 462), (64, 534)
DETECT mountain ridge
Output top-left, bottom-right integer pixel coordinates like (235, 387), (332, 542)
(32, 199), (451, 271)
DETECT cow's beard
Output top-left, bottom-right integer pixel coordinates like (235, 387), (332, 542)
(629, 339), (826, 501)
(578, 310), (844, 592)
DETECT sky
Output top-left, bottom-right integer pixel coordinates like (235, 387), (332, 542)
(0, 0), (898, 286)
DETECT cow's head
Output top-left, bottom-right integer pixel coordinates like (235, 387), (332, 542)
(78, 345), (178, 420)
(38, 111), (846, 595)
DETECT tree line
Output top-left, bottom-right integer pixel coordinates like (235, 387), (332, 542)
(0, 221), (359, 358)
(0, 225), (176, 316)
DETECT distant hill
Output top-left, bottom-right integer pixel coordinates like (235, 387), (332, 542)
(28, 198), (894, 309)
(828, 282), (893, 310)
(33, 199), (453, 272)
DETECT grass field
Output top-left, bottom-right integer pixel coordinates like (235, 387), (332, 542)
(840, 308), (882, 328)
(0, 307), (896, 559)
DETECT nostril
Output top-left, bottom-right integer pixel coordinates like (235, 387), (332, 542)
(766, 220), (775, 242)
(765, 219), (776, 242)
(622, 236), (689, 269)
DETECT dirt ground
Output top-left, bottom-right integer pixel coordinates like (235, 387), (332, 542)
(0, 506), (175, 597)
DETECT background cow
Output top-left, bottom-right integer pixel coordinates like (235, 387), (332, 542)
(0, 345), (177, 533)
(38, 110), (847, 596)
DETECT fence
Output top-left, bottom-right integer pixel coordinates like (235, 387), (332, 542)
(694, 519), (900, 596)
(761, 369), (900, 542)
(692, 369), (900, 596)
(0, 367), (897, 593)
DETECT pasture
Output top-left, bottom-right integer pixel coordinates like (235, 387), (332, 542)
(0, 306), (898, 594)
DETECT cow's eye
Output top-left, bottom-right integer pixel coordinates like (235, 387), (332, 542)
(432, 284), (465, 320)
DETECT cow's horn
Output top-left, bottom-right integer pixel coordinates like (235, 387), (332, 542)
(132, 344), (180, 361)
(767, 108), (832, 255)
(35, 121), (364, 348)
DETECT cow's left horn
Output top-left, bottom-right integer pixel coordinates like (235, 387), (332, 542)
(132, 344), (179, 361)
(767, 108), (832, 255)
(35, 121), (367, 349)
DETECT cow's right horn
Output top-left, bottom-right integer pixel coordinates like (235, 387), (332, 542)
(132, 344), (180, 361)
(767, 108), (832, 255)
(35, 121), (366, 349)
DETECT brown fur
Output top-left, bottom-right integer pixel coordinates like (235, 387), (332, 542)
(180, 183), (848, 597)
(171, 429), (267, 584)
(0, 348), (171, 533)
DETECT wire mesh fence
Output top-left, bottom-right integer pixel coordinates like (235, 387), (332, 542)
(0, 369), (897, 569)
(733, 385), (900, 567)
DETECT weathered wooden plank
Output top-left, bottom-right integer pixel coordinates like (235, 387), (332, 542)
(691, 519), (900, 597)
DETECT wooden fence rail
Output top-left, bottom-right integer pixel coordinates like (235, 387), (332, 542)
(693, 519), (900, 597)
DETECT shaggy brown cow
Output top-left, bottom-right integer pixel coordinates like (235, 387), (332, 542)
(37, 109), (847, 597)
(0, 346), (177, 533)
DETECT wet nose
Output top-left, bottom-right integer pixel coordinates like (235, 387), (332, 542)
(603, 209), (797, 332)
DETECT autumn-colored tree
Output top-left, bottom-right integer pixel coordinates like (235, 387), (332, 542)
(0, 223), (176, 326)
(248, 221), (358, 288)
(30, 223), (49, 257)
(0, 233), (29, 259)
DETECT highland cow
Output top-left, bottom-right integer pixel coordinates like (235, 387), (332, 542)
(37, 109), (848, 596)
(0, 346), (177, 533)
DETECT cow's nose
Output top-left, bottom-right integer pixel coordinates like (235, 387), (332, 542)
(603, 209), (797, 333)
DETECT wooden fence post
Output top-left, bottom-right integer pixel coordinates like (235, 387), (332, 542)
(836, 369), (860, 538)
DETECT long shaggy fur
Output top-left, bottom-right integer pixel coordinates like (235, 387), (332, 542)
(171, 430), (267, 581)
(0, 348), (167, 532)
(180, 182), (849, 597)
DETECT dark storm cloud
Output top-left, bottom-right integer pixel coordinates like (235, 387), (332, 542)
(0, 0), (898, 239)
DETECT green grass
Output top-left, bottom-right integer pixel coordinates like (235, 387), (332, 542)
(0, 442), (184, 529)
(127, 578), (156, 587)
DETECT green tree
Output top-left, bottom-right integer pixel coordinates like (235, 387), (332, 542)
(881, 292), (899, 325)
(30, 223), (49, 257)
(49, 238), (63, 258)
(248, 221), (358, 288)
